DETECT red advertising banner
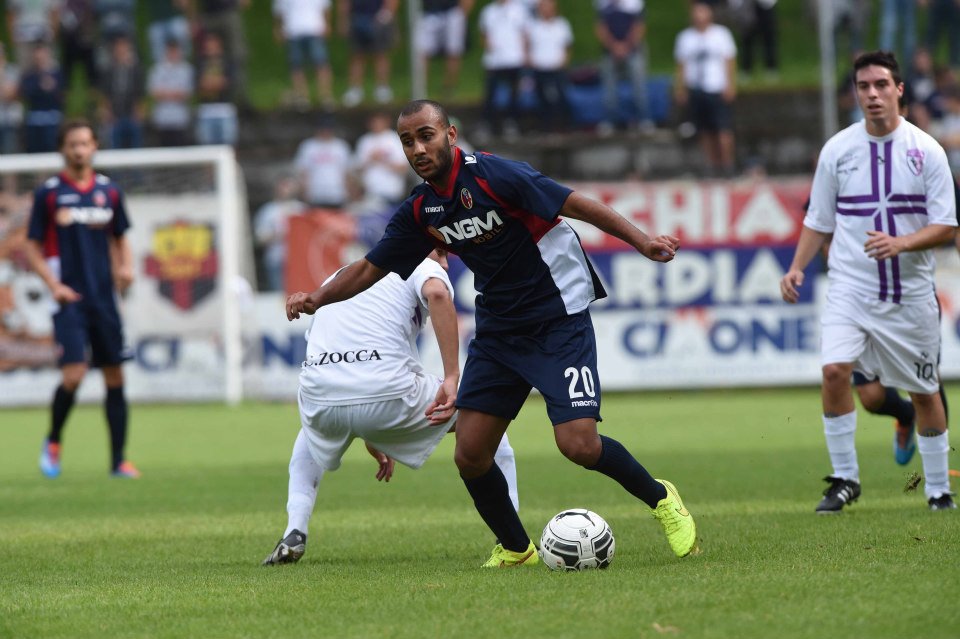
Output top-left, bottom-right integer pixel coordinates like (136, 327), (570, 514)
(285, 209), (359, 295)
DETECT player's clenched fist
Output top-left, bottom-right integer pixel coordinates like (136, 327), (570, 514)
(286, 291), (319, 320)
(780, 269), (804, 304)
(641, 235), (680, 262)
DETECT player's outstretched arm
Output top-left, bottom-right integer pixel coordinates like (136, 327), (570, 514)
(23, 239), (82, 304)
(286, 258), (387, 320)
(422, 277), (459, 425)
(780, 226), (830, 304)
(559, 191), (679, 262)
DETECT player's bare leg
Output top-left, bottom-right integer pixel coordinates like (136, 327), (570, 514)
(817, 362), (861, 513)
(555, 417), (697, 557)
(908, 390), (954, 509)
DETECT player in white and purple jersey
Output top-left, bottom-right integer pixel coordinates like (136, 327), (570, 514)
(23, 119), (140, 479)
(781, 51), (956, 512)
(287, 99), (698, 567)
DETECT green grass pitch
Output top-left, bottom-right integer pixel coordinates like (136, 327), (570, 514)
(1, 387), (957, 639)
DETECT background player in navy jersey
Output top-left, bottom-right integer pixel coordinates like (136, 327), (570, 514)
(287, 99), (698, 567)
(24, 119), (140, 479)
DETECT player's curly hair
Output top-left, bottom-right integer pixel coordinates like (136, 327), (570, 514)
(397, 100), (450, 128)
(853, 50), (903, 86)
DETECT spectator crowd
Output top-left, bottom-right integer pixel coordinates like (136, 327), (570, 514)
(5, 0), (960, 290)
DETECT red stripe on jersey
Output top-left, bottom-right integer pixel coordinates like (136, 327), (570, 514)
(412, 194), (424, 226)
(428, 146), (463, 199)
(44, 190), (59, 257)
(474, 176), (559, 242)
(59, 171), (96, 193)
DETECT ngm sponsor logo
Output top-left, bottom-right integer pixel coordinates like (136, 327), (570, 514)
(55, 206), (113, 227)
(428, 209), (504, 244)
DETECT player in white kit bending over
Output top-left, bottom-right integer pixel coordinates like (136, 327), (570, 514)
(781, 50), (956, 512)
(263, 249), (519, 564)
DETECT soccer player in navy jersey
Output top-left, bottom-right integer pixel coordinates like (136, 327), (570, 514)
(287, 99), (698, 566)
(23, 119), (140, 479)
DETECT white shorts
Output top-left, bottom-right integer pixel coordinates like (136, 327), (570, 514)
(820, 291), (941, 394)
(298, 372), (454, 471)
(417, 8), (467, 57)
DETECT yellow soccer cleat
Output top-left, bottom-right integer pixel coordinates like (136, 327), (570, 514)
(651, 479), (698, 558)
(481, 541), (540, 568)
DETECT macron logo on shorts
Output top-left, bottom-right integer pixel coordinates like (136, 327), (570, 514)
(302, 349), (382, 367)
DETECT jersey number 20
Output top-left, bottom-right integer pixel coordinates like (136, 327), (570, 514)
(564, 366), (596, 399)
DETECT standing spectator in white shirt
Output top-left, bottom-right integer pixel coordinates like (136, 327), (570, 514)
(294, 114), (352, 209)
(674, 1), (737, 176)
(273, 0), (333, 110)
(354, 111), (410, 207)
(479, 0), (529, 138)
(417, 0), (474, 99)
(525, 0), (572, 133)
(148, 38), (195, 147)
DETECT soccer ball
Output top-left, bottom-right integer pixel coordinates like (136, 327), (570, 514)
(538, 509), (615, 571)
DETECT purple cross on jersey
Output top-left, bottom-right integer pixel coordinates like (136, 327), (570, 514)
(835, 140), (928, 303)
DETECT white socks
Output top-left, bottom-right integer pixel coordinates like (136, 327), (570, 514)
(917, 430), (951, 499)
(823, 411), (859, 482)
(282, 429), (523, 536)
(285, 429), (323, 537)
(494, 433), (520, 512)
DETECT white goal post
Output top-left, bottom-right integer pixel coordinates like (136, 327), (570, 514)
(0, 145), (252, 406)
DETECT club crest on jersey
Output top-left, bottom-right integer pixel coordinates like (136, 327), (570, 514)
(460, 187), (474, 209)
(143, 220), (219, 311)
(907, 148), (924, 176)
(93, 190), (107, 207)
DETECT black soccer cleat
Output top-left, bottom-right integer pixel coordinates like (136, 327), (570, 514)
(262, 529), (307, 565)
(928, 493), (957, 511)
(815, 476), (861, 514)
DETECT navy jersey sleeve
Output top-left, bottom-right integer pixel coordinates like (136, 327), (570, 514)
(109, 184), (131, 237)
(478, 154), (573, 221)
(27, 185), (50, 243)
(365, 199), (435, 279)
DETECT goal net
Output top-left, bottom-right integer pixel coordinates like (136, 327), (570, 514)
(0, 146), (252, 406)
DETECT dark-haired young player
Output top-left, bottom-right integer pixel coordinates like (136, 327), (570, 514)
(287, 99), (697, 567)
(781, 51), (955, 512)
(23, 119), (140, 479)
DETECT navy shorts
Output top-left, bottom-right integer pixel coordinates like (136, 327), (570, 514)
(53, 302), (128, 368)
(457, 310), (602, 425)
(689, 89), (733, 133)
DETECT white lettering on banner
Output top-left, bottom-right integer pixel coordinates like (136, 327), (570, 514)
(611, 249), (785, 306)
(573, 182), (802, 246)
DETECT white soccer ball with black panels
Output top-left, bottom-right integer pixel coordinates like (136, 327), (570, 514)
(539, 509), (615, 571)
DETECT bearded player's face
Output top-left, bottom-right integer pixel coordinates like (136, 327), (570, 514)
(60, 126), (97, 172)
(397, 107), (457, 184)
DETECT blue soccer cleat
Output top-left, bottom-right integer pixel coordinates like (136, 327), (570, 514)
(39, 439), (61, 478)
(893, 418), (916, 465)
